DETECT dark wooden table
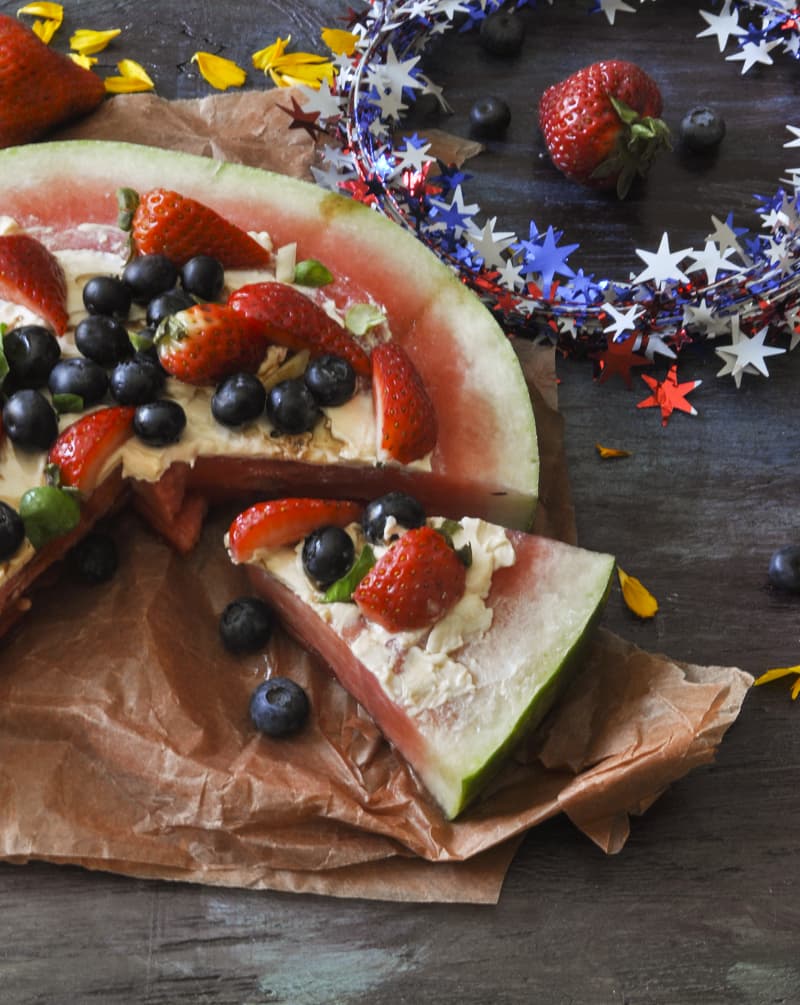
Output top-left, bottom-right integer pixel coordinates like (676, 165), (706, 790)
(1, 2), (799, 1002)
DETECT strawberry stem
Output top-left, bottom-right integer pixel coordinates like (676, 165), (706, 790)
(592, 94), (672, 200)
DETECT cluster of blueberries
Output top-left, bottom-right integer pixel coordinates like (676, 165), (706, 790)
(220, 490), (428, 738)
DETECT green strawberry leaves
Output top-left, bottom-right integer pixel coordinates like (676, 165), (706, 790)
(592, 94), (672, 199)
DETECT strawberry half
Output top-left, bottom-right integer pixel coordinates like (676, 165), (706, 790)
(0, 233), (69, 335)
(371, 342), (437, 464)
(353, 525), (467, 632)
(120, 188), (273, 268)
(227, 497), (363, 564)
(155, 302), (268, 385)
(0, 14), (106, 150)
(49, 406), (136, 496)
(228, 282), (371, 378)
(538, 60), (670, 199)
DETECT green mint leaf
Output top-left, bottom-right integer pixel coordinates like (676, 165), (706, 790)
(294, 259), (333, 287)
(322, 544), (376, 603)
(52, 393), (85, 415)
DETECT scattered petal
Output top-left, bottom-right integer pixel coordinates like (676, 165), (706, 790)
(251, 34), (334, 89)
(596, 443), (632, 459)
(617, 566), (659, 619)
(753, 665), (800, 699)
(104, 59), (155, 94)
(68, 52), (97, 70)
(16, 2), (63, 18)
(321, 27), (358, 56)
(69, 27), (121, 55)
(30, 17), (60, 43)
(191, 51), (246, 91)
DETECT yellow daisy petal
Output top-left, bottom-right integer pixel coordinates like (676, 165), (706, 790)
(320, 27), (358, 56)
(104, 59), (155, 94)
(251, 35), (291, 72)
(68, 52), (97, 70)
(69, 28), (121, 56)
(617, 566), (659, 619)
(17, 2), (63, 19)
(191, 51), (246, 91)
(753, 664), (800, 699)
(31, 17), (60, 43)
(595, 443), (632, 460)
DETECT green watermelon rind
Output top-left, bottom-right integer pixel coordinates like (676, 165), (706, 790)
(0, 140), (539, 531)
(450, 564), (614, 818)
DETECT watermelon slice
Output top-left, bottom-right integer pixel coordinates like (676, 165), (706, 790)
(0, 140), (539, 532)
(230, 505), (614, 819)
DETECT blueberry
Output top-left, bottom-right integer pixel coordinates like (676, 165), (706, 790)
(3, 325), (61, 388)
(479, 10), (526, 56)
(110, 355), (166, 405)
(362, 491), (426, 544)
(768, 546), (800, 593)
(469, 95), (511, 138)
(0, 500), (25, 561)
(266, 378), (321, 435)
(219, 596), (274, 653)
(69, 531), (119, 585)
(2, 389), (59, 450)
(680, 105), (726, 153)
(133, 399), (186, 446)
(211, 372), (267, 427)
(302, 525), (355, 589)
(180, 255), (225, 301)
(75, 315), (133, 366)
(122, 254), (179, 305)
(304, 354), (357, 407)
(249, 677), (310, 738)
(146, 288), (195, 328)
(48, 356), (109, 408)
(82, 275), (132, 318)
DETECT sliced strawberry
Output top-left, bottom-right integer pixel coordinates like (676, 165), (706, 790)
(156, 302), (268, 386)
(0, 233), (68, 335)
(0, 14), (106, 150)
(228, 282), (371, 378)
(371, 342), (437, 464)
(228, 497), (362, 564)
(123, 188), (273, 268)
(353, 525), (466, 632)
(49, 406), (136, 496)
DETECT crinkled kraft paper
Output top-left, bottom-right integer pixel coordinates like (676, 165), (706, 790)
(0, 91), (752, 904)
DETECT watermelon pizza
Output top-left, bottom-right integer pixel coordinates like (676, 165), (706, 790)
(0, 140), (612, 817)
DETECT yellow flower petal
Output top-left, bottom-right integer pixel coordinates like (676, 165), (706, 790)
(68, 52), (97, 70)
(70, 28), (121, 55)
(17, 2), (63, 19)
(251, 35), (291, 71)
(321, 27), (358, 56)
(753, 664), (800, 699)
(595, 443), (632, 460)
(191, 51), (246, 91)
(617, 566), (659, 619)
(31, 17), (60, 43)
(104, 59), (155, 94)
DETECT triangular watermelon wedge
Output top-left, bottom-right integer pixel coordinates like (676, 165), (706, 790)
(231, 506), (614, 819)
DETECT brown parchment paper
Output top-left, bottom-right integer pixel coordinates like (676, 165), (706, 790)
(0, 91), (752, 904)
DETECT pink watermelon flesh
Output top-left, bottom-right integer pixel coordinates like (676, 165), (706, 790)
(244, 527), (614, 819)
(0, 140), (539, 532)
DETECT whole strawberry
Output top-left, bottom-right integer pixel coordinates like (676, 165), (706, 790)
(0, 14), (106, 149)
(155, 303), (268, 385)
(120, 188), (273, 269)
(538, 60), (670, 199)
(353, 525), (467, 632)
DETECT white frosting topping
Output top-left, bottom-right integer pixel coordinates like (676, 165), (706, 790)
(251, 517), (516, 713)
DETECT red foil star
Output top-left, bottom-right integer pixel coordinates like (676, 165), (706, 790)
(591, 336), (650, 388)
(637, 364), (702, 426)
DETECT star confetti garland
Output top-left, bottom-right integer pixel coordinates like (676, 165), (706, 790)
(276, 0), (800, 416)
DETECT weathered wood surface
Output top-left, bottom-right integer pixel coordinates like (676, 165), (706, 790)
(1, 1), (798, 1002)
